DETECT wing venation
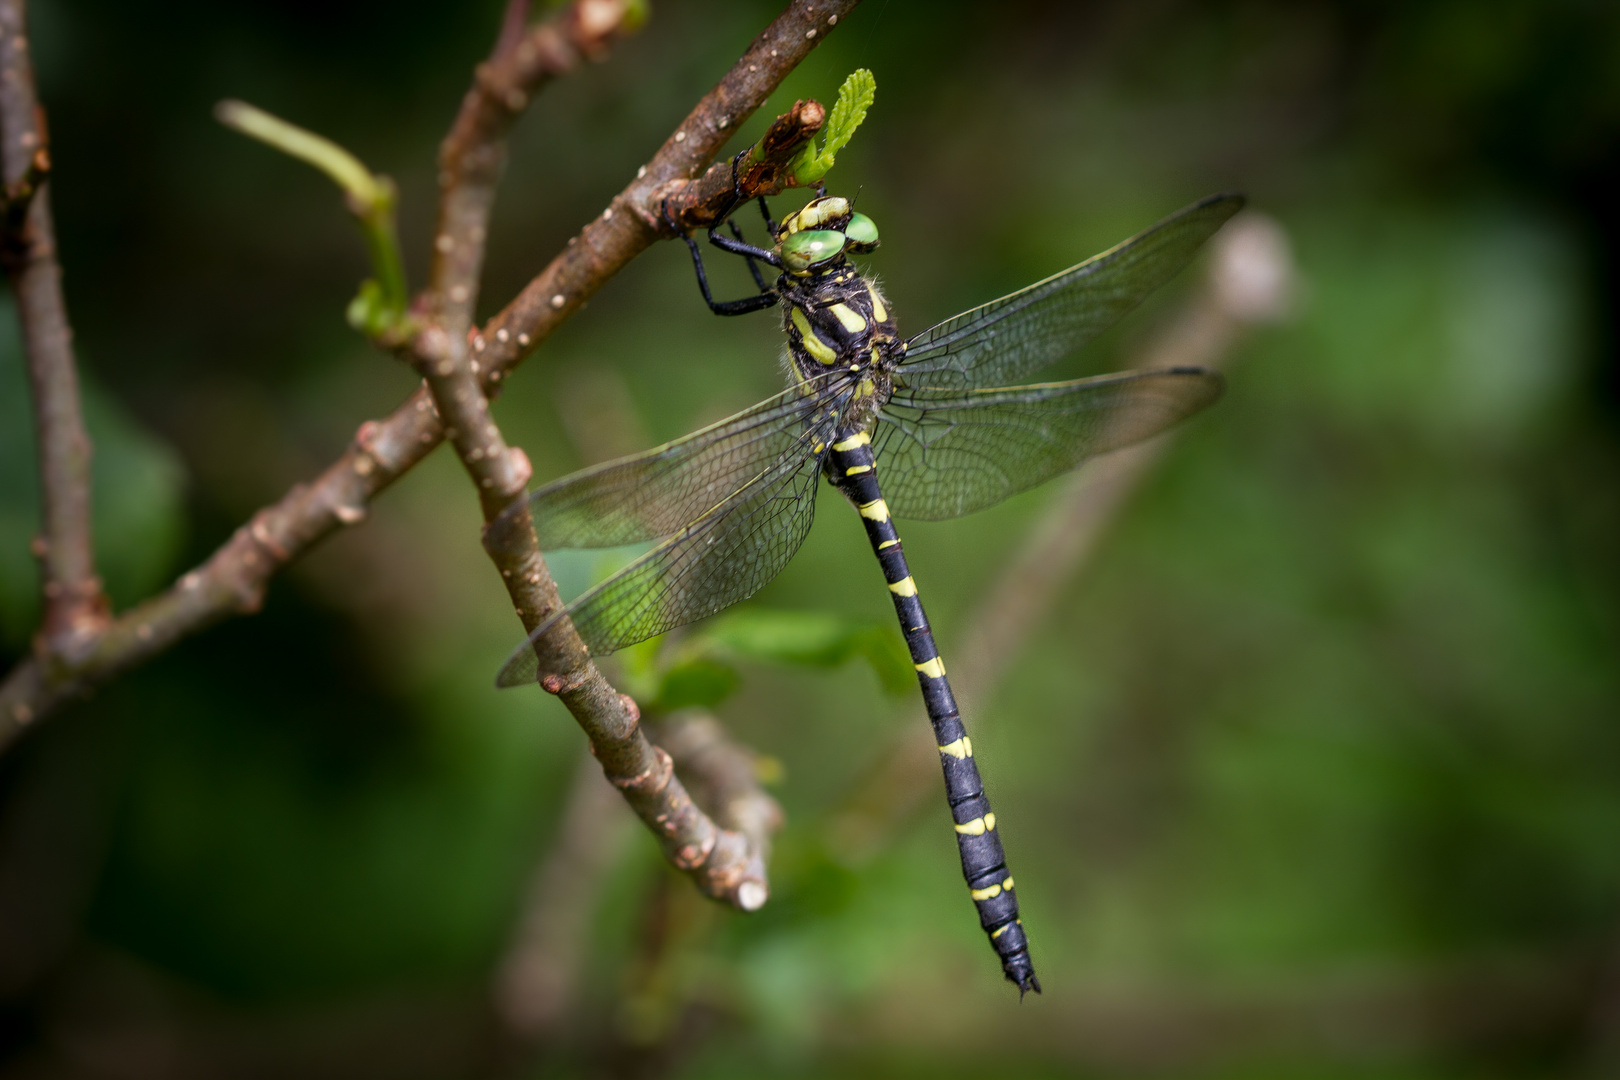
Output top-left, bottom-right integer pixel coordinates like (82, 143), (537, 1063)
(873, 368), (1224, 521)
(486, 370), (847, 555)
(900, 193), (1244, 391)
(495, 411), (838, 685)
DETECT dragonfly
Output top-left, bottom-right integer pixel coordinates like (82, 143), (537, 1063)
(491, 185), (1245, 995)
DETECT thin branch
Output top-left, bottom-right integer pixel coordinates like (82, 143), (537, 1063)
(493, 371), (780, 1038)
(470, 0), (846, 378)
(828, 213), (1298, 855)
(432, 0), (645, 339)
(214, 98), (388, 203)
(0, 0), (858, 735)
(0, 0), (106, 655)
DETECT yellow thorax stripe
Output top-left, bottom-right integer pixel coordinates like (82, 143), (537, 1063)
(790, 307), (838, 364)
(829, 303), (867, 332)
(868, 285), (888, 323)
(914, 656), (946, 679)
(845, 464), (872, 476)
(833, 430), (871, 451)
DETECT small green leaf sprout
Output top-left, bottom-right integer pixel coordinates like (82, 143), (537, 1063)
(788, 68), (875, 186)
(214, 99), (412, 342)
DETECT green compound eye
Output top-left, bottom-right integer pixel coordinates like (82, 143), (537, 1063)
(780, 229), (848, 273)
(843, 212), (880, 250)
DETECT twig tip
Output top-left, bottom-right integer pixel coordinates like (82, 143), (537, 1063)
(736, 880), (768, 911)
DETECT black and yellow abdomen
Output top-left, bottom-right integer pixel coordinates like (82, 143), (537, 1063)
(826, 425), (1040, 996)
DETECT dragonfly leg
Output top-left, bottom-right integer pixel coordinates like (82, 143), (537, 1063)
(726, 220), (770, 292)
(681, 232), (778, 317)
(705, 228), (779, 265)
(663, 188), (779, 317)
(757, 195), (778, 237)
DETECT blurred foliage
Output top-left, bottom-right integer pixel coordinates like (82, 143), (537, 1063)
(0, 0), (1617, 1078)
(621, 608), (913, 714)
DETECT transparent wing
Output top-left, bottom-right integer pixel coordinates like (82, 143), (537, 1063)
(496, 410), (840, 686)
(487, 369), (849, 554)
(899, 193), (1244, 392)
(872, 367), (1224, 521)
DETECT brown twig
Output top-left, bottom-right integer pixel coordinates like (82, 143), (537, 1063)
(828, 212), (1298, 856)
(492, 376), (779, 1038)
(0, 0), (106, 660)
(0, 0), (859, 737)
(433, 0), (639, 341)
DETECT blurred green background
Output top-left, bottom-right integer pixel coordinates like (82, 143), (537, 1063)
(1, 0), (1618, 1077)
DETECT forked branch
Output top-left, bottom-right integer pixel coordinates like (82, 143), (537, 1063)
(413, 0), (822, 909)
(0, 0), (858, 735)
(0, 0), (858, 908)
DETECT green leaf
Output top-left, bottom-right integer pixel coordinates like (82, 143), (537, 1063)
(849, 625), (914, 697)
(697, 608), (911, 696)
(789, 68), (876, 185)
(821, 69), (876, 163)
(646, 656), (741, 712)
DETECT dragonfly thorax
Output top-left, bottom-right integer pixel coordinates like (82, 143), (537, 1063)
(780, 261), (899, 428)
(770, 194), (898, 427)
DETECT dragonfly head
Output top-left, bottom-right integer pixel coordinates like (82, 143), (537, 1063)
(775, 195), (881, 275)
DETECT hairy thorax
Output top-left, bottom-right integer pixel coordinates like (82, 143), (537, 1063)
(778, 262), (901, 431)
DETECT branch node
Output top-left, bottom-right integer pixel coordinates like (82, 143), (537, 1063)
(500, 446), (533, 496)
(540, 667), (592, 696)
(671, 830), (718, 870)
(0, 141), (47, 243)
(247, 515), (290, 563)
(610, 745), (673, 796)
